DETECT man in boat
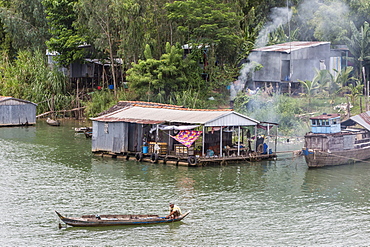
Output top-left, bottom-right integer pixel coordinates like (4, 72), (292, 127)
(166, 203), (181, 219)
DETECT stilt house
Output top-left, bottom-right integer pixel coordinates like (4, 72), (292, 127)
(248, 41), (346, 94)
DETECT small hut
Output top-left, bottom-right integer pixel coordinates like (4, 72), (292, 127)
(91, 101), (277, 166)
(0, 96), (37, 126)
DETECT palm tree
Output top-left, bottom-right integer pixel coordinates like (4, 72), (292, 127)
(343, 21), (370, 81)
(333, 67), (355, 88)
(311, 69), (333, 95)
(298, 79), (320, 105)
(342, 80), (363, 107)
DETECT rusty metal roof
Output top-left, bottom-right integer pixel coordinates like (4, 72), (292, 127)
(91, 104), (259, 126)
(310, 113), (340, 120)
(98, 101), (186, 116)
(252, 41), (330, 53)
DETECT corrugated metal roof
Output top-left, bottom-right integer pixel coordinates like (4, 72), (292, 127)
(98, 101), (186, 116)
(252, 41), (330, 53)
(350, 111), (370, 131)
(310, 113), (340, 120)
(0, 96), (37, 106)
(91, 106), (259, 126)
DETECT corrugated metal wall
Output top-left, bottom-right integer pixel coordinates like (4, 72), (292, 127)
(92, 121), (130, 153)
(205, 113), (257, 127)
(252, 43), (331, 83)
(0, 104), (36, 126)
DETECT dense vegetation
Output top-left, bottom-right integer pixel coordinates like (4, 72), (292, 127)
(0, 0), (370, 135)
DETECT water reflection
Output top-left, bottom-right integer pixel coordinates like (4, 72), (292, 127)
(1, 121), (370, 246)
(302, 163), (370, 205)
(0, 126), (36, 141)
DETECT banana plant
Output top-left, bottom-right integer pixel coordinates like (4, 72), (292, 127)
(298, 79), (320, 105)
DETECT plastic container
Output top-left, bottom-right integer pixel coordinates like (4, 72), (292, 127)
(206, 149), (214, 157)
(142, 146), (148, 154)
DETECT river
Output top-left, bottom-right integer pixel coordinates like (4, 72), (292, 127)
(1, 120), (370, 246)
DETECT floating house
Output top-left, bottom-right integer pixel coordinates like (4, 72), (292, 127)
(248, 41), (347, 94)
(0, 96), (37, 126)
(91, 101), (277, 166)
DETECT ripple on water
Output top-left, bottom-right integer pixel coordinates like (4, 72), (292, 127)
(1, 123), (370, 246)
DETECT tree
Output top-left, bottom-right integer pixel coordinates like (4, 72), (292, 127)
(116, 0), (176, 62)
(0, 0), (13, 55)
(42, 0), (86, 67)
(113, 0), (147, 64)
(0, 0), (50, 51)
(127, 42), (204, 105)
(343, 21), (370, 83)
(298, 79), (320, 105)
(311, 69), (333, 95)
(342, 80), (364, 107)
(346, 0), (370, 28)
(308, 0), (350, 44)
(76, 0), (121, 97)
(0, 49), (71, 114)
(166, 0), (244, 68)
(333, 66), (355, 89)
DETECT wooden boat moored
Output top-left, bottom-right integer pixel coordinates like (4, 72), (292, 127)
(74, 127), (91, 133)
(84, 128), (93, 138)
(46, 117), (60, 126)
(303, 112), (370, 167)
(55, 210), (190, 227)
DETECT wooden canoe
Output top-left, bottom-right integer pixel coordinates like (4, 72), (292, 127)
(55, 210), (190, 227)
(46, 118), (60, 126)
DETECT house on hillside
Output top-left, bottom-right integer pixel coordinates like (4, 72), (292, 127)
(46, 45), (124, 91)
(91, 101), (277, 166)
(247, 41), (348, 94)
(0, 96), (37, 126)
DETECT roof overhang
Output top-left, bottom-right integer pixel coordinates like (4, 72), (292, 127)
(91, 105), (259, 127)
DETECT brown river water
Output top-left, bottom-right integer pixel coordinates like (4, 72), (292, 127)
(1, 120), (370, 246)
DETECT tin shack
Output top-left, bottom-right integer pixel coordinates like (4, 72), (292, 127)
(0, 96), (37, 126)
(249, 41), (346, 94)
(91, 101), (277, 166)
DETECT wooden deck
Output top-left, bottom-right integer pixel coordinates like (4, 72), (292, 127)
(93, 151), (277, 166)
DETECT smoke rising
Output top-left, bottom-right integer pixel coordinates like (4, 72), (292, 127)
(256, 7), (292, 48)
(230, 6), (292, 100)
(232, 0), (352, 127)
(233, 0), (351, 99)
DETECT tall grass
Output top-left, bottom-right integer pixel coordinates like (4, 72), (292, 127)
(84, 88), (138, 118)
(0, 50), (73, 114)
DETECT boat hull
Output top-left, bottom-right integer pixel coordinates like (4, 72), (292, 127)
(46, 118), (60, 126)
(303, 146), (370, 168)
(56, 211), (190, 227)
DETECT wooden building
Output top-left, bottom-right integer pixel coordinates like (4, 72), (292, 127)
(0, 96), (37, 126)
(91, 101), (277, 166)
(303, 112), (370, 167)
(47, 47), (124, 90)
